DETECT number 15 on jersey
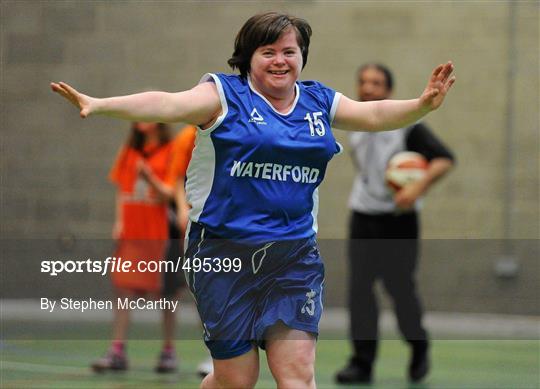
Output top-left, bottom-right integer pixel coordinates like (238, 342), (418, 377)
(304, 112), (326, 136)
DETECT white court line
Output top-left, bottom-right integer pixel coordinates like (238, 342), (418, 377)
(1, 360), (88, 374)
(1, 360), (176, 382)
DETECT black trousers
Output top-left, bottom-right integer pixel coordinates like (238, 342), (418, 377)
(348, 211), (428, 367)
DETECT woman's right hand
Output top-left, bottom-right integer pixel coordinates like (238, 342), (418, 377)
(50, 82), (96, 118)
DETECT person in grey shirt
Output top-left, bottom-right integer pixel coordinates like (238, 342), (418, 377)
(336, 64), (455, 384)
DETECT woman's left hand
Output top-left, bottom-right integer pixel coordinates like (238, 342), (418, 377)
(419, 61), (456, 111)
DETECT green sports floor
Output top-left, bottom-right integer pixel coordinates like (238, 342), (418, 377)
(1, 321), (538, 388)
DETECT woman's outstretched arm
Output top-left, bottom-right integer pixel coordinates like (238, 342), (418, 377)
(50, 81), (222, 126)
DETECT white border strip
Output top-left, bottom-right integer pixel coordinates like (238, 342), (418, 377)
(197, 73), (228, 134)
(311, 187), (319, 234)
(330, 92), (342, 124)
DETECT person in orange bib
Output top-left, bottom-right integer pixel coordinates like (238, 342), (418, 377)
(92, 121), (178, 373)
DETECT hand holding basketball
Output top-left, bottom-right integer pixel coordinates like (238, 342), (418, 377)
(419, 61), (456, 111)
(50, 82), (95, 118)
(394, 181), (426, 209)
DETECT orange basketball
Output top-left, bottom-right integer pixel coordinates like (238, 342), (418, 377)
(385, 151), (428, 192)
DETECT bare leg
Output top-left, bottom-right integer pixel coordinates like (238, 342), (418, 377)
(200, 347), (259, 389)
(90, 287), (134, 372)
(266, 322), (317, 389)
(162, 290), (181, 348)
(112, 287), (135, 341)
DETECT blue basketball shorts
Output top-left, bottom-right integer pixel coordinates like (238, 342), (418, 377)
(184, 222), (325, 360)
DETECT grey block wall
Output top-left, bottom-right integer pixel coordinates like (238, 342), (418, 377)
(1, 1), (538, 314)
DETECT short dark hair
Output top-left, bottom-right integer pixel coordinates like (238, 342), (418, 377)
(228, 12), (312, 78)
(358, 63), (394, 91)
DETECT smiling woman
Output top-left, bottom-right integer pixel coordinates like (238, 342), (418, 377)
(50, 11), (455, 389)
(248, 29), (302, 112)
(227, 13), (311, 112)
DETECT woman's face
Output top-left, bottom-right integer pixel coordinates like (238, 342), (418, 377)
(134, 122), (159, 134)
(249, 28), (303, 97)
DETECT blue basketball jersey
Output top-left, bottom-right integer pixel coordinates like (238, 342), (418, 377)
(185, 73), (342, 242)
